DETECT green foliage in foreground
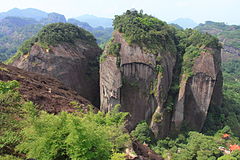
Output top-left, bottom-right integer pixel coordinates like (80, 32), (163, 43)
(0, 80), (130, 160)
(130, 121), (155, 144)
(0, 80), (23, 156)
(17, 105), (130, 160)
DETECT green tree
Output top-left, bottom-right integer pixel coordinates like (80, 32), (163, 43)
(131, 121), (155, 144)
(17, 105), (130, 160)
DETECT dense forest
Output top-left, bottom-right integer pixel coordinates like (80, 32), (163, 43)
(0, 9), (240, 160)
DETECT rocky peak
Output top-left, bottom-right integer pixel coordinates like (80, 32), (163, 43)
(100, 10), (223, 137)
(9, 23), (101, 107)
(40, 13), (66, 25)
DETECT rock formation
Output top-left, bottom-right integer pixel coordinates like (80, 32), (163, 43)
(171, 48), (223, 133)
(40, 12), (66, 25)
(10, 23), (101, 106)
(0, 63), (91, 113)
(100, 10), (223, 138)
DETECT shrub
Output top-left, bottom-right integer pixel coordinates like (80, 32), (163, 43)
(131, 121), (155, 144)
(0, 81), (22, 155)
(17, 105), (130, 160)
(37, 23), (96, 46)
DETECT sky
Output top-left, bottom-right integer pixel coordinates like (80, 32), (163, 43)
(0, 0), (239, 25)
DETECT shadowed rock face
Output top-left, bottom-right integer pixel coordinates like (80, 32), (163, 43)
(100, 32), (177, 136)
(100, 31), (223, 138)
(171, 49), (223, 133)
(11, 40), (101, 107)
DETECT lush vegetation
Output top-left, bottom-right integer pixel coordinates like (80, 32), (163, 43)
(113, 10), (177, 54)
(152, 127), (240, 160)
(37, 23), (96, 46)
(175, 29), (221, 77)
(0, 16), (42, 61)
(4, 36), (38, 64)
(0, 80), (130, 160)
(130, 121), (155, 144)
(112, 10), (220, 78)
(0, 80), (25, 157)
(130, 121), (240, 159)
(104, 39), (121, 56)
(100, 39), (121, 66)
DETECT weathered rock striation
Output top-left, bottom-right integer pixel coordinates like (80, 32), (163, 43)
(171, 48), (223, 134)
(100, 10), (223, 137)
(100, 31), (177, 137)
(10, 23), (101, 106)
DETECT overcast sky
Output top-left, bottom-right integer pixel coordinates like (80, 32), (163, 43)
(0, 0), (239, 24)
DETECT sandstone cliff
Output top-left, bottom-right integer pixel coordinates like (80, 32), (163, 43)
(171, 48), (223, 134)
(10, 23), (101, 106)
(100, 10), (223, 137)
(100, 30), (177, 136)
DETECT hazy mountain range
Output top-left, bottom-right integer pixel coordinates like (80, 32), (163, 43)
(0, 8), (239, 62)
(0, 8), (200, 29)
(170, 18), (198, 29)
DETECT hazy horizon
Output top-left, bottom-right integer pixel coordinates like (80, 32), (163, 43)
(0, 0), (239, 25)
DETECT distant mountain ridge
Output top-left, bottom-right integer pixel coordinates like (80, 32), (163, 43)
(75, 14), (113, 28)
(170, 18), (198, 29)
(195, 21), (240, 61)
(0, 8), (48, 21)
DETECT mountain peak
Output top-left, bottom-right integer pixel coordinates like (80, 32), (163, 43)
(0, 8), (48, 21)
(169, 18), (198, 29)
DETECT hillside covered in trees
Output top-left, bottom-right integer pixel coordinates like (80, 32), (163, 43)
(195, 21), (240, 61)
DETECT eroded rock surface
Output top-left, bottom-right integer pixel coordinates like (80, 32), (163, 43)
(171, 49), (223, 132)
(11, 40), (101, 106)
(100, 31), (223, 137)
(100, 32), (177, 136)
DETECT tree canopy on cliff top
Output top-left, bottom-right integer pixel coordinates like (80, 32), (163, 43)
(113, 10), (220, 55)
(113, 10), (177, 54)
(37, 23), (96, 46)
(5, 23), (97, 64)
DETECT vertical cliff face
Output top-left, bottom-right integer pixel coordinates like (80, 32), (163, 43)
(10, 23), (101, 106)
(100, 31), (177, 134)
(100, 10), (223, 137)
(171, 48), (223, 133)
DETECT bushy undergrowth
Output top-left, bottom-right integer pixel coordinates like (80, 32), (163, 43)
(0, 80), (130, 160)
